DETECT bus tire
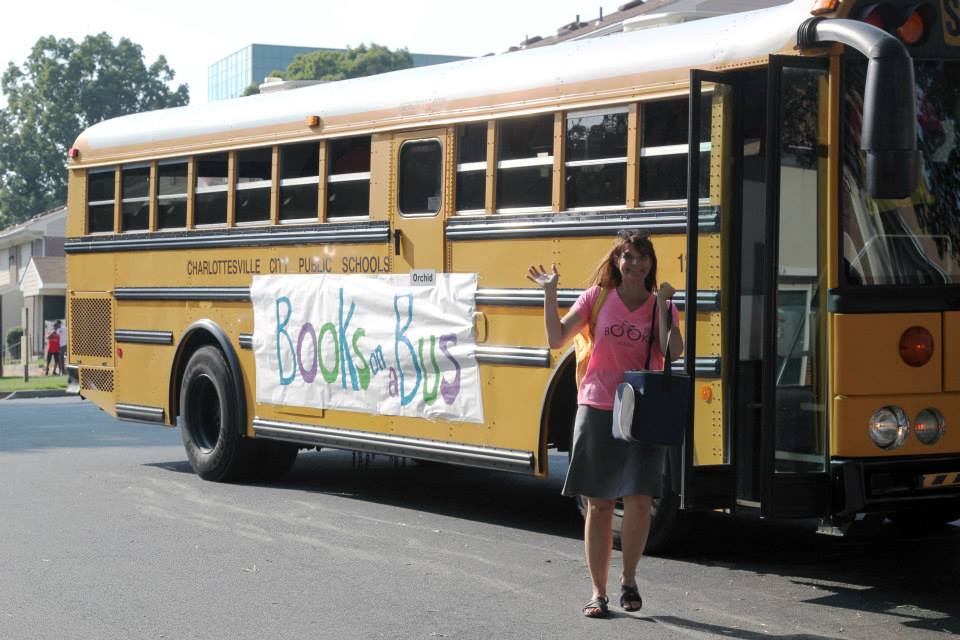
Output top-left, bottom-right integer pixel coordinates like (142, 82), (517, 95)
(179, 345), (255, 482)
(251, 440), (299, 480)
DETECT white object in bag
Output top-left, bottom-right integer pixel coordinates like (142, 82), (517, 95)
(612, 382), (637, 442)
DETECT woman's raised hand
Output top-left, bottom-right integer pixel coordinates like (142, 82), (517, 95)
(526, 263), (559, 290)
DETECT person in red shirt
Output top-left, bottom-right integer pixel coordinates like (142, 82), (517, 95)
(45, 325), (61, 375)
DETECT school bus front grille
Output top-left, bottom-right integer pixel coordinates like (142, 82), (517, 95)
(79, 368), (114, 392)
(70, 298), (113, 358)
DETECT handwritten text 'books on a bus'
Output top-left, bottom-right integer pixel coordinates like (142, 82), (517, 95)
(250, 273), (483, 424)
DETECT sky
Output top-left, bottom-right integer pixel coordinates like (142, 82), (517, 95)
(2, 0), (616, 104)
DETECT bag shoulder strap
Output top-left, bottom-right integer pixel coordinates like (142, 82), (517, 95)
(588, 287), (610, 338)
(643, 293), (658, 370)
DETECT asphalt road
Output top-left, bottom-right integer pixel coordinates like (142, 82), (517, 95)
(1, 397), (958, 640)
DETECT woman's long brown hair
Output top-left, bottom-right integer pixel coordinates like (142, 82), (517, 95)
(586, 230), (658, 292)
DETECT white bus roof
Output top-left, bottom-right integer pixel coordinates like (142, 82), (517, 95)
(73, 0), (813, 163)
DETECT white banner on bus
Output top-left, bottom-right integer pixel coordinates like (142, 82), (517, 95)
(251, 273), (483, 424)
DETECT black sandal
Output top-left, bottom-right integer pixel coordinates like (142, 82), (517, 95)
(582, 595), (609, 618)
(620, 584), (643, 612)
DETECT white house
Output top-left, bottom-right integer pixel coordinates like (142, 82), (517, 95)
(0, 206), (66, 359)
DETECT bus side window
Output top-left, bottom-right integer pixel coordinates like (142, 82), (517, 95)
(87, 168), (116, 234)
(194, 153), (229, 226)
(235, 147), (272, 225)
(120, 164), (150, 233)
(455, 123), (486, 214)
(156, 160), (188, 229)
(279, 142), (320, 223)
(496, 115), (553, 212)
(565, 108), (629, 209)
(327, 136), (371, 218)
(638, 97), (710, 204)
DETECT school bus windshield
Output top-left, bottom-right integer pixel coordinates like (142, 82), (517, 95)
(842, 59), (960, 286)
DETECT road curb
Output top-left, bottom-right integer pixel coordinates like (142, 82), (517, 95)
(0, 389), (72, 400)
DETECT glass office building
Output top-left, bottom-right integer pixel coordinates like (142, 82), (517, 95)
(208, 44), (468, 102)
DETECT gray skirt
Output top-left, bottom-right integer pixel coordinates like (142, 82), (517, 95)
(562, 405), (666, 499)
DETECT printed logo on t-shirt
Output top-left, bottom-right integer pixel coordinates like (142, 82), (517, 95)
(602, 321), (649, 343)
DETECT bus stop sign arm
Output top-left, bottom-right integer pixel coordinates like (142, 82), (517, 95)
(798, 17), (918, 200)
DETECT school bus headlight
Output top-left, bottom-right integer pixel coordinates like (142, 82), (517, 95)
(913, 408), (945, 445)
(869, 406), (909, 450)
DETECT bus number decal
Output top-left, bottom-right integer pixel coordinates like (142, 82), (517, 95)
(251, 273), (483, 424)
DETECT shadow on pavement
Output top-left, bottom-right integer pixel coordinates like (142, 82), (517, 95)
(149, 447), (960, 636)
(149, 448), (583, 542)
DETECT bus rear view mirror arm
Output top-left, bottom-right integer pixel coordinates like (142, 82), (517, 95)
(798, 17), (918, 200)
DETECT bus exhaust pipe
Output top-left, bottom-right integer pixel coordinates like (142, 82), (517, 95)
(798, 17), (918, 199)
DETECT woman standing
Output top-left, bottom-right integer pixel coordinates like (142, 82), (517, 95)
(527, 230), (682, 618)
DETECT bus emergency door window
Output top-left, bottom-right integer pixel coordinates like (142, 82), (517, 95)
(194, 153), (229, 226)
(399, 140), (442, 215)
(455, 123), (486, 213)
(156, 160), (188, 229)
(565, 108), (628, 209)
(496, 115), (553, 211)
(87, 169), (116, 233)
(235, 147), (272, 225)
(279, 142), (320, 222)
(327, 136), (371, 218)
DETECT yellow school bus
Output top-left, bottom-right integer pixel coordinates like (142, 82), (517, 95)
(65, 0), (960, 548)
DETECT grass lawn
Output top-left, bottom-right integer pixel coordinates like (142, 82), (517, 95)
(0, 374), (68, 393)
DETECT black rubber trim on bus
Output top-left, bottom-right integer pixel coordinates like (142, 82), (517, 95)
(828, 286), (960, 313)
(445, 207), (720, 241)
(797, 17), (917, 199)
(64, 220), (390, 254)
(170, 320), (246, 436)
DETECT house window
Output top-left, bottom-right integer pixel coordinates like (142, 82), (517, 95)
(496, 115), (553, 211)
(565, 108), (628, 209)
(87, 169), (116, 233)
(327, 136), (371, 218)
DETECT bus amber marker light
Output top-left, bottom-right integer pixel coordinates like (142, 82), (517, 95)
(809, 0), (838, 15)
(899, 326), (934, 367)
(913, 408), (945, 445)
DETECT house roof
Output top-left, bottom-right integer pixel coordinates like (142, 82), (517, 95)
(19, 256), (66, 297)
(0, 206), (67, 250)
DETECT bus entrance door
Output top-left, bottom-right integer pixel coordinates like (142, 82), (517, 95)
(684, 60), (830, 520)
(681, 70), (741, 511)
(389, 128), (450, 274)
(755, 56), (830, 519)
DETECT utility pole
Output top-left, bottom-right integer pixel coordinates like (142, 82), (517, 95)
(21, 306), (28, 382)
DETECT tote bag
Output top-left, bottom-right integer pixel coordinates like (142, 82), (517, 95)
(611, 299), (689, 447)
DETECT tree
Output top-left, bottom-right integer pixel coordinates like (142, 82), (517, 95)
(0, 33), (189, 226)
(283, 44), (413, 83)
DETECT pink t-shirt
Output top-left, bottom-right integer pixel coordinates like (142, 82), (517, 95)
(572, 285), (681, 410)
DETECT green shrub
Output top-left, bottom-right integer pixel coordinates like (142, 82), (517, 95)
(5, 326), (23, 360)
